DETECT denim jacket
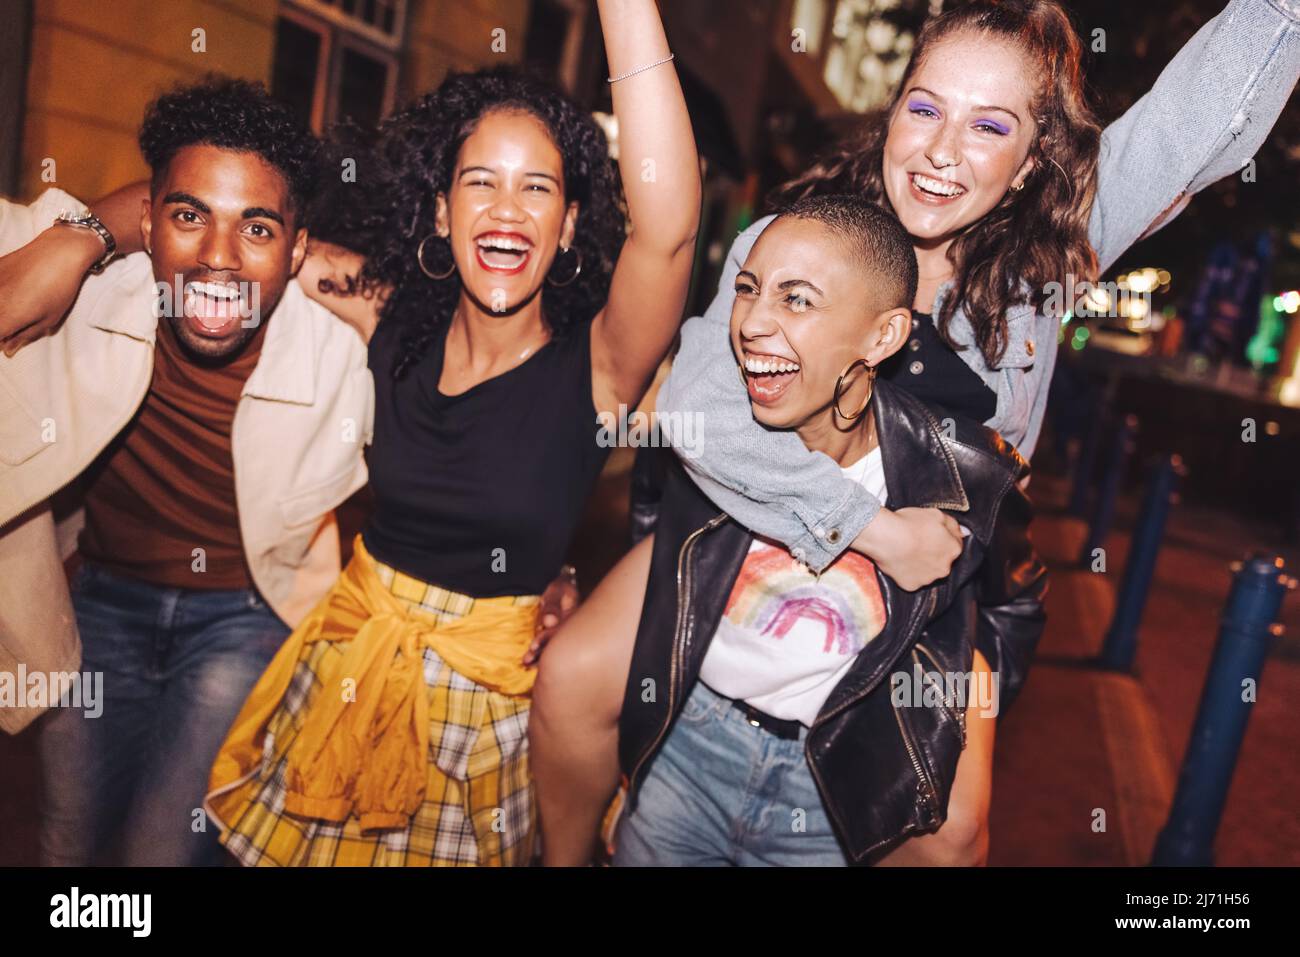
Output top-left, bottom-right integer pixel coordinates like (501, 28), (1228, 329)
(657, 0), (1300, 572)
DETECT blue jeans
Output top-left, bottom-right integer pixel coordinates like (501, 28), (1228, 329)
(37, 563), (289, 866)
(614, 681), (848, 866)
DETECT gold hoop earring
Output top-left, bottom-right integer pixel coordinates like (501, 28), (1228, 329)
(416, 233), (457, 280)
(833, 358), (876, 421)
(1010, 181), (1024, 192)
(546, 246), (582, 287)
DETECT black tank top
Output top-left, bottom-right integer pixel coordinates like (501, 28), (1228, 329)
(878, 311), (998, 425)
(363, 320), (609, 597)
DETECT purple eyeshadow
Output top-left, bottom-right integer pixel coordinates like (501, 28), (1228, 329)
(907, 99), (937, 113)
(979, 118), (1011, 135)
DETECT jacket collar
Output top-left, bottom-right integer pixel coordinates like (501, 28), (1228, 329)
(240, 279), (318, 406)
(870, 378), (969, 516)
(806, 382), (971, 722)
(88, 255), (319, 406)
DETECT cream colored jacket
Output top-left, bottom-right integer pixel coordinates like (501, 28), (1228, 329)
(0, 189), (373, 733)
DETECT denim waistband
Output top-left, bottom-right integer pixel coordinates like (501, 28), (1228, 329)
(75, 560), (270, 608)
(695, 681), (812, 744)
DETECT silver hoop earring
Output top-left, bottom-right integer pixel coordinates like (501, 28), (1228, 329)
(546, 246), (582, 288)
(416, 233), (457, 280)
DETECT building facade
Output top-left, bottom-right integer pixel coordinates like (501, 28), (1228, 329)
(3, 0), (929, 317)
(7, 0), (531, 202)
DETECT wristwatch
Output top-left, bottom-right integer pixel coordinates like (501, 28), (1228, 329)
(53, 210), (117, 274)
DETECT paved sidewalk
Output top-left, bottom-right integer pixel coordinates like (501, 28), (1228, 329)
(988, 473), (1300, 866)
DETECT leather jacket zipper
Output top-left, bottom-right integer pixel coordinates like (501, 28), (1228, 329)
(914, 642), (967, 748)
(810, 586), (938, 731)
(806, 587), (940, 856)
(627, 513), (727, 796)
(893, 698), (941, 826)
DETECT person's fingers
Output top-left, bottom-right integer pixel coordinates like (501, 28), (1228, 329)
(523, 626), (559, 665)
(523, 636), (542, 665)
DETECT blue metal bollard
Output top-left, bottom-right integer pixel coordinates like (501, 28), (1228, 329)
(1078, 413), (1138, 566)
(1099, 454), (1186, 672)
(1068, 400), (1107, 518)
(1151, 554), (1295, 866)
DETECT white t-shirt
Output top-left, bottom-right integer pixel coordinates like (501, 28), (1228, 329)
(699, 447), (891, 727)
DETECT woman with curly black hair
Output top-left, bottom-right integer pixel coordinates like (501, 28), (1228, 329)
(197, 0), (700, 866)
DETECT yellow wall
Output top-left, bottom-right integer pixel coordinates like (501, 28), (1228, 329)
(401, 0), (529, 101)
(21, 0), (277, 203)
(18, 0), (531, 204)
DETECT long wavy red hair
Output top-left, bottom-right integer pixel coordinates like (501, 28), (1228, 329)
(774, 0), (1101, 367)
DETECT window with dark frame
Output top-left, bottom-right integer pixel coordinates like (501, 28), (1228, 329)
(271, 0), (403, 133)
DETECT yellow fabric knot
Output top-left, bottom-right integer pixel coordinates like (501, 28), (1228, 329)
(208, 537), (537, 833)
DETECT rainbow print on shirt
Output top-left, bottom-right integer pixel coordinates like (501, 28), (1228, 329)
(722, 543), (887, 656)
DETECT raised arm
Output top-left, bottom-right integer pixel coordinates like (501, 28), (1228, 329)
(589, 0), (701, 412)
(0, 182), (148, 354)
(1089, 0), (1300, 272)
(295, 238), (384, 343)
(658, 217), (962, 582)
(80, 180), (149, 256)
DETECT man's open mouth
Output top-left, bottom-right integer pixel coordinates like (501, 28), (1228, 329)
(183, 280), (245, 334)
(474, 231), (534, 275)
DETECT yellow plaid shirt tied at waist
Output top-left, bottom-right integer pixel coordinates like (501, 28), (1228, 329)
(210, 537), (538, 832)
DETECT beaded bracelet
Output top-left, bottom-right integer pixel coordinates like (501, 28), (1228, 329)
(607, 52), (674, 84)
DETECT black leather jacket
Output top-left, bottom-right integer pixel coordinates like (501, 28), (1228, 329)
(618, 379), (1048, 863)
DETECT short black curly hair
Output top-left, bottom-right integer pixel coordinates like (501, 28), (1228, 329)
(138, 74), (321, 216)
(338, 67), (625, 380)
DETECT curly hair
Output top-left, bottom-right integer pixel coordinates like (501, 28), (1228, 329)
(344, 67), (625, 380)
(138, 74), (321, 216)
(773, 0), (1101, 368)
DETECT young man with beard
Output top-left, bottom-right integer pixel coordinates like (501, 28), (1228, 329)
(0, 77), (372, 865)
